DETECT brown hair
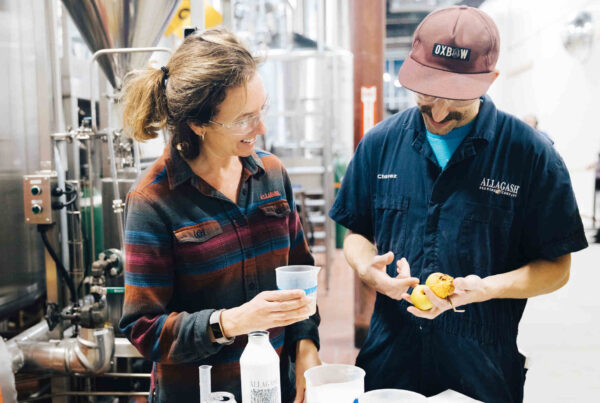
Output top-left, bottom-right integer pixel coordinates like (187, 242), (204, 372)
(121, 27), (258, 159)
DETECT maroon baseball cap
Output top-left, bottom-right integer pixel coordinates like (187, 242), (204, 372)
(398, 5), (500, 100)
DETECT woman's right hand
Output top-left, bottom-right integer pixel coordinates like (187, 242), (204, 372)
(220, 290), (312, 337)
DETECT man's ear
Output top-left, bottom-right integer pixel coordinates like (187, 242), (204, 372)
(491, 69), (500, 82)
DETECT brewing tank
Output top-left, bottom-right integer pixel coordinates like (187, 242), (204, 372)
(0, 0), (55, 317)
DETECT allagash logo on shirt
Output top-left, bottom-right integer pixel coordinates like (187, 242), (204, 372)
(479, 178), (520, 198)
(260, 190), (281, 200)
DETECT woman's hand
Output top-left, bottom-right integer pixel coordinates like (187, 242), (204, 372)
(220, 290), (312, 337)
(293, 339), (321, 403)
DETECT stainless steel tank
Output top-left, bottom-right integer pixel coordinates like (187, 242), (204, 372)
(0, 0), (56, 317)
(102, 175), (136, 331)
(260, 49), (354, 156)
(61, 0), (181, 88)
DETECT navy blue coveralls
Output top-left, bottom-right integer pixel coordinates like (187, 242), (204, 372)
(329, 96), (588, 403)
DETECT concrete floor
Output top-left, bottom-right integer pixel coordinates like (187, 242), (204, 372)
(315, 243), (600, 402)
(519, 243), (600, 402)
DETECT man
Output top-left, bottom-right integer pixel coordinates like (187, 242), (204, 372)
(329, 6), (587, 403)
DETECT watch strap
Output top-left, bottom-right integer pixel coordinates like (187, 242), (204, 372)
(209, 309), (234, 345)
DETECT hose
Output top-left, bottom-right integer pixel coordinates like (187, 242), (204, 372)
(38, 224), (77, 304)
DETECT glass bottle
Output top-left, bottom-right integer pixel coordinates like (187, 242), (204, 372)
(240, 330), (281, 403)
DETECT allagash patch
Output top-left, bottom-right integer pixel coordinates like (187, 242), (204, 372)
(432, 43), (471, 61)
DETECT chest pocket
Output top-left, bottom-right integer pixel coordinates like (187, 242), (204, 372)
(258, 199), (291, 256)
(373, 195), (410, 274)
(173, 220), (228, 276)
(458, 203), (513, 277)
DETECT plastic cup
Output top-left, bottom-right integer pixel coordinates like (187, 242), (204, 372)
(304, 364), (365, 403)
(358, 389), (427, 402)
(275, 265), (321, 315)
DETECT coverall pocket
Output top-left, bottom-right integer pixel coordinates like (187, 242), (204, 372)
(258, 199), (292, 256)
(373, 195), (410, 274)
(458, 203), (513, 277)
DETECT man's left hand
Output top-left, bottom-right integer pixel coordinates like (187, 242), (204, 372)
(294, 339), (321, 403)
(401, 274), (487, 319)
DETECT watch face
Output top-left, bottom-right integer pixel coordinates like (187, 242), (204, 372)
(211, 321), (225, 339)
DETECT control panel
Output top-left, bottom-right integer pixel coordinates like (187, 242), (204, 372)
(23, 173), (56, 224)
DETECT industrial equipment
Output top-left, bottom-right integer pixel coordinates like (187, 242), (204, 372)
(0, 1), (353, 401)
(0, 0), (180, 401)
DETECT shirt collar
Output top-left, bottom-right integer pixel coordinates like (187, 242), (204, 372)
(412, 94), (498, 146)
(164, 144), (265, 190)
(469, 94), (497, 144)
(242, 151), (265, 178)
(165, 144), (195, 190)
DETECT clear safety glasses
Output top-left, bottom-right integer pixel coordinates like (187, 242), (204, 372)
(209, 105), (269, 136)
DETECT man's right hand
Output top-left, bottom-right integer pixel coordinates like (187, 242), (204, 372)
(220, 290), (312, 337)
(363, 252), (419, 300)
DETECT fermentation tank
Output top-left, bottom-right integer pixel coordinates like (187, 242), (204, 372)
(0, 0), (55, 317)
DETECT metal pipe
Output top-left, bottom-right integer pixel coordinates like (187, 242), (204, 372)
(8, 320), (51, 343)
(46, 0), (71, 275)
(74, 372), (151, 378)
(114, 337), (143, 358)
(85, 135), (97, 261)
(105, 130), (125, 253)
(66, 178), (86, 292)
(14, 327), (114, 375)
(317, 0), (325, 51)
(19, 391), (148, 403)
(90, 47), (173, 134)
(134, 140), (142, 177)
(5, 321), (51, 373)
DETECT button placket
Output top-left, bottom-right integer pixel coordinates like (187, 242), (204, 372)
(228, 205), (258, 299)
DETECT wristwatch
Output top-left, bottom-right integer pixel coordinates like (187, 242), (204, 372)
(209, 309), (235, 345)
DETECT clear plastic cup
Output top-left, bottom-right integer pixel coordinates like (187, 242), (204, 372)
(275, 265), (321, 315)
(304, 364), (365, 403)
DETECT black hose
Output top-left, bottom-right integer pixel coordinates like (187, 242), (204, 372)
(38, 224), (77, 303)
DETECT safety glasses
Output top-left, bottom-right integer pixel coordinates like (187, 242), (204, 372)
(209, 104), (269, 136)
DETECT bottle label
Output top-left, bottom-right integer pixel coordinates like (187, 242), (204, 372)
(249, 380), (280, 403)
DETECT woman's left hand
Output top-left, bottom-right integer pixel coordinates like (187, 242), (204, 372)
(294, 339), (321, 403)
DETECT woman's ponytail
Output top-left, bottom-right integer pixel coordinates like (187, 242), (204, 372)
(121, 66), (169, 141)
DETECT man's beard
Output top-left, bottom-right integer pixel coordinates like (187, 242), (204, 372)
(419, 105), (463, 124)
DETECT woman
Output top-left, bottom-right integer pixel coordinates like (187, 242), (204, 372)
(119, 27), (321, 402)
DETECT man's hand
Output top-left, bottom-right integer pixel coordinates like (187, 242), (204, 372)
(293, 339), (321, 403)
(364, 252), (419, 300)
(402, 274), (487, 319)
